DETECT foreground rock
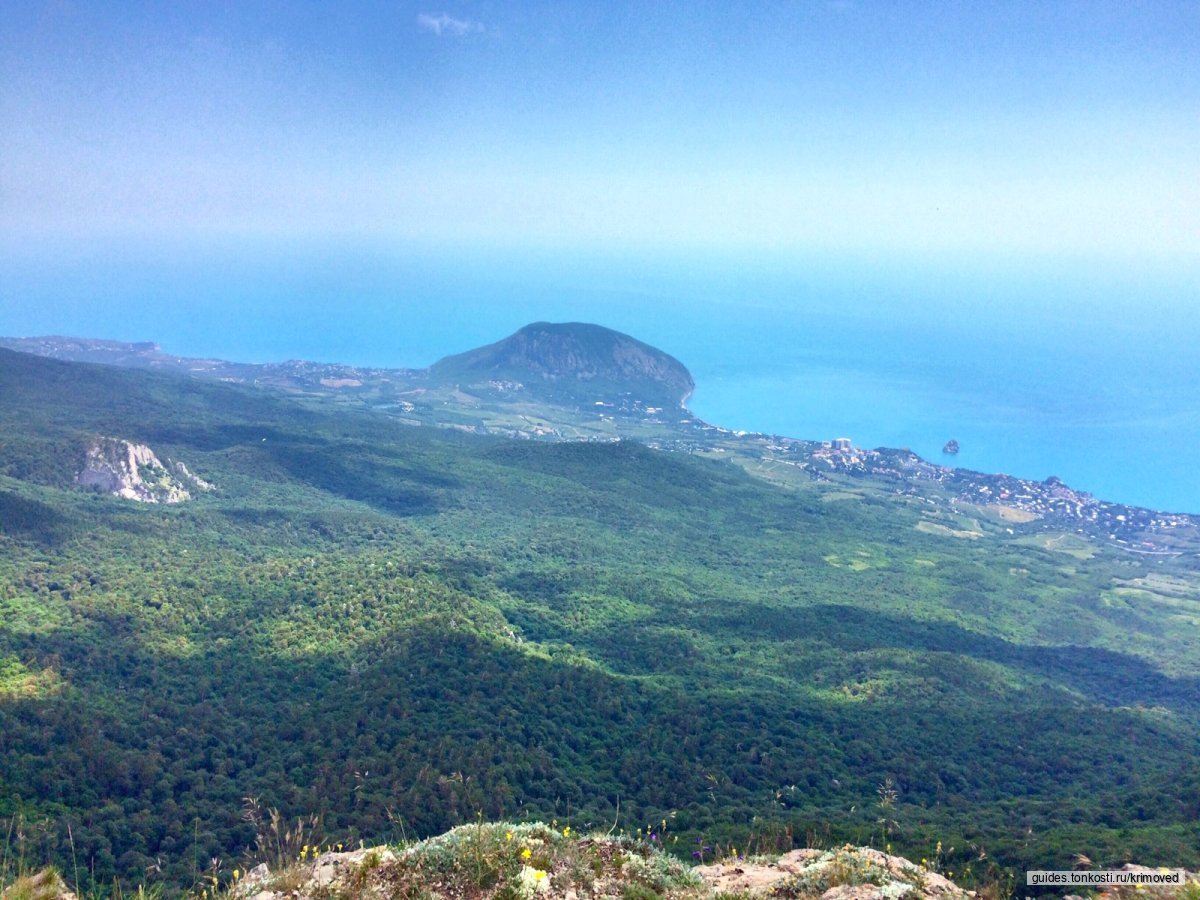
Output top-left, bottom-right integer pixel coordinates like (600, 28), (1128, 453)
(0, 868), (78, 900)
(695, 846), (970, 899)
(229, 825), (978, 900)
(9, 828), (1198, 900)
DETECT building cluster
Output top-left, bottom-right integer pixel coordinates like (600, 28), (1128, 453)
(791, 443), (1197, 551)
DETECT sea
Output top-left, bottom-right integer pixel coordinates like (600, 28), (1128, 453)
(3, 237), (1198, 514)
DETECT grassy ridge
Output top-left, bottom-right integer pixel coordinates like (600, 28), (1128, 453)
(1, 348), (1199, 893)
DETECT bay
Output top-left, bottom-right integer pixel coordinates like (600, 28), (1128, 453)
(1, 237), (1196, 513)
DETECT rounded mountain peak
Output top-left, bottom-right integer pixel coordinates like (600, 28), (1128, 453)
(429, 322), (694, 407)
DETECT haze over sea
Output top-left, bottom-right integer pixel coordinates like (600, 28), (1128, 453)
(3, 238), (1198, 515)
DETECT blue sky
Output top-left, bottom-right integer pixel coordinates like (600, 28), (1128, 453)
(2, 0), (1197, 266)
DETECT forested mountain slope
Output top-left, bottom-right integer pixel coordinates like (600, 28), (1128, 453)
(1, 347), (1198, 893)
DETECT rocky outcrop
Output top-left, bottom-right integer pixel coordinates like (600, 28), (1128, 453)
(0, 868), (78, 900)
(77, 437), (213, 503)
(229, 841), (1200, 900)
(695, 846), (972, 900)
(225, 826), (979, 900)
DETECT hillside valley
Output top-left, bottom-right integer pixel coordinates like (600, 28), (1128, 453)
(1, 331), (1200, 895)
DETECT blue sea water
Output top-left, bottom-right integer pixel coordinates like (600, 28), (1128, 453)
(2, 237), (1198, 514)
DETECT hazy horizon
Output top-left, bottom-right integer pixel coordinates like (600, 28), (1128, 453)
(3, 1), (1198, 512)
(3, 2), (1197, 261)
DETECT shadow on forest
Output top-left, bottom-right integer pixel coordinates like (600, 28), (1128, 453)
(0, 489), (74, 545)
(694, 601), (1200, 714)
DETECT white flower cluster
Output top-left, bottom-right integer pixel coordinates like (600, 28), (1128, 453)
(518, 865), (550, 896)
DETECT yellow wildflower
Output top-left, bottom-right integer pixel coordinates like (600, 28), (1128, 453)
(562, 826), (571, 837)
(506, 831), (514, 841)
(534, 870), (547, 882)
(233, 869), (240, 880)
(522, 847), (532, 859)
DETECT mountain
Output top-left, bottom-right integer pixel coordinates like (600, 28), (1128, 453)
(428, 321), (695, 409)
(6, 329), (1194, 551)
(2, 342), (1200, 894)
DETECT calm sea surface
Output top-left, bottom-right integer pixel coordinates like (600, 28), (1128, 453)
(3, 239), (1197, 513)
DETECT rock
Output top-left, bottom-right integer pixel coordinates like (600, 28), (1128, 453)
(821, 886), (890, 900)
(219, 833), (979, 900)
(942, 440), (960, 455)
(694, 846), (973, 900)
(0, 868), (78, 900)
(169, 460), (214, 492)
(778, 848), (826, 870)
(76, 436), (212, 503)
(693, 861), (795, 894)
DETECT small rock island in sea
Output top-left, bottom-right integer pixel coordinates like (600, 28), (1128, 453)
(942, 439), (960, 455)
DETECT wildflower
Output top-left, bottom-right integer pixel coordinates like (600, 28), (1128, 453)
(233, 869), (240, 880)
(519, 865), (551, 896)
(522, 847), (532, 860)
(562, 826), (570, 837)
(506, 831), (514, 841)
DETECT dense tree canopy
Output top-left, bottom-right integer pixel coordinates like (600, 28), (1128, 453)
(1, 349), (1198, 894)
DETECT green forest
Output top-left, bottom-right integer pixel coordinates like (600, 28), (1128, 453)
(1, 348), (1199, 895)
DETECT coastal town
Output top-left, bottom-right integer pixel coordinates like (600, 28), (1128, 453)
(711, 428), (1200, 554)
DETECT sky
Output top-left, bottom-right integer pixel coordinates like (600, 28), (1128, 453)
(2, 0), (1198, 268)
